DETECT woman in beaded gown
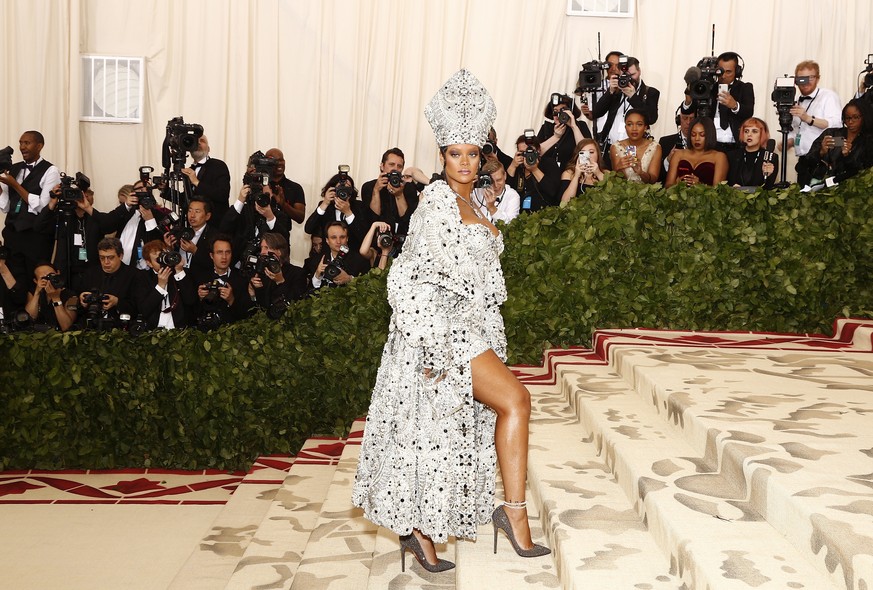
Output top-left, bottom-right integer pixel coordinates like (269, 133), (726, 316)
(352, 70), (550, 573)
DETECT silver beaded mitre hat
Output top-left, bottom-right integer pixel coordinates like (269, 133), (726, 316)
(424, 69), (496, 147)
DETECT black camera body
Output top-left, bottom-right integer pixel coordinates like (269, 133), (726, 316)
(203, 277), (227, 305)
(523, 146), (539, 167)
(57, 172), (90, 204)
(0, 145), (14, 174)
(158, 212), (194, 242)
(157, 250), (182, 269)
(376, 229), (395, 250)
(44, 273), (65, 289)
(771, 75), (798, 132)
(323, 246), (349, 282)
(244, 151), (278, 208)
(166, 117), (204, 154)
(476, 172), (493, 190)
(576, 60), (608, 93)
(243, 252), (281, 277)
(335, 165), (355, 201)
(385, 171), (403, 188)
(617, 56), (631, 88)
(482, 141), (497, 156)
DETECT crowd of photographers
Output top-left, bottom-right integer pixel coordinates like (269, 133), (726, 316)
(2, 52), (872, 334)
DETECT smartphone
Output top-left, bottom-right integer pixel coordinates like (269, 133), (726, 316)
(832, 136), (846, 149)
(626, 145), (637, 158)
(578, 151), (590, 165)
(718, 83), (729, 95)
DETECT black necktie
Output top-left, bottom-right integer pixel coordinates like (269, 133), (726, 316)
(798, 95), (813, 102)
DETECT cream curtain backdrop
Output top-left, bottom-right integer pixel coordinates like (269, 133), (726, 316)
(1, 0), (871, 262)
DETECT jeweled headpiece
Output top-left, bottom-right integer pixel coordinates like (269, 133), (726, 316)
(424, 69), (496, 147)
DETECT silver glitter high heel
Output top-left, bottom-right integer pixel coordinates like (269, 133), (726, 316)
(399, 532), (455, 573)
(491, 502), (551, 558)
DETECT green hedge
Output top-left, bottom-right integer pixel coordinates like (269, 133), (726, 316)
(2, 170), (872, 470)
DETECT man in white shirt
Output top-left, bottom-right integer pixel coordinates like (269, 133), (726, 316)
(788, 60), (844, 185)
(472, 161), (520, 224)
(0, 131), (61, 283)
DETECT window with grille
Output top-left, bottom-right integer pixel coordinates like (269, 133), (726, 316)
(81, 55), (145, 123)
(566, 0), (635, 18)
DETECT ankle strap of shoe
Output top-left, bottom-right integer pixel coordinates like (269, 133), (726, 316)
(503, 500), (527, 509)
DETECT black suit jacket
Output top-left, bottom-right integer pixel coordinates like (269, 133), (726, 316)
(682, 79), (755, 143)
(102, 204), (168, 267)
(189, 158), (231, 221)
(251, 261), (307, 310)
(303, 199), (369, 252)
(537, 119), (593, 170)
(134, 267), (198, 329)
(191, 267), (253, 324)
(658, 133), (687, 183)
(79, 263), (139, 319)
(219, 203), (291, 265)
(593, 81), (660, 142)
(184, 223), (217, 278)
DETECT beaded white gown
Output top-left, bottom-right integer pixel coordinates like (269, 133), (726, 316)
(352, 180), (507, 542)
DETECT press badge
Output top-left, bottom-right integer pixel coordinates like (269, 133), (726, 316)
(78, 248), (88, 261)
(795, 132), (801, 147)
(73, 234), (83, 246)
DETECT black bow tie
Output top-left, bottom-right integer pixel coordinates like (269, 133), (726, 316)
(798, 95), (813, 102)
(192, 162), (204, 170)
(24, 163), (34, 170)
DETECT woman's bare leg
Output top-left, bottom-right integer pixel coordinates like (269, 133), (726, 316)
(471, 349), (535, 549)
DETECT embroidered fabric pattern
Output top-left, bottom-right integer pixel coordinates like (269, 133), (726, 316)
(352, 180), (507, 542)
(424, 69), (497, 148)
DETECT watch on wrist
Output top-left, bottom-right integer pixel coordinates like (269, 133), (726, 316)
(51, 299), (62, 307)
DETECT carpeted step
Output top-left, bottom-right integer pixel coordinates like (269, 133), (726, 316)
(223, 432), (351, 589)
(166, 454), (304, 590)
(288, 421), (382, 590)
(608, 344), (873, 590)
(545, 357), (838, 589)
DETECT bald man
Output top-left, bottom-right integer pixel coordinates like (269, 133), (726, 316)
(181, 135), (231, 221)
(265, 148), (305, 224)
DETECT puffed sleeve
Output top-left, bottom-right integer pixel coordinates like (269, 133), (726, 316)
(386, 182), (477, 373)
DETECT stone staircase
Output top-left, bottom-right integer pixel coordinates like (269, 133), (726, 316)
(166, 319), (873, 589)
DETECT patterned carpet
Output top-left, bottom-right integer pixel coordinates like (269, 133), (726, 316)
(2, 318), (872, 589)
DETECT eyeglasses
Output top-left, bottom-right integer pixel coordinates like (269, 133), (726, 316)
(844, 114), (862, 121)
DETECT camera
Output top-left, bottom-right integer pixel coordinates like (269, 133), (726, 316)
(159, 212), (194, 242)
(166, 116), (204, 154)
(43, 272), (65, 289)
(376, 228), (395, 249)
(57, 172), (89, 202)
(82, 290), (106, 307)
(323, 245), (349, 282)
(482, 141), (497, 156)
(617, 55), (631, 88)
(476, 172), (493, 190)
(242, 252), (281, 277)
(558, 109), (572, 125)
(335, 165), (356, 201)
(157, 250), (182, 269)
(385, 171), (403, 188)
(243, 151), (277, 208)
(771, 75), (798, 133)
(522, 129), (539, 166)
(576, 60), (608, 93)
(0, 145), (14, 174)
(203, 277), (227, 305)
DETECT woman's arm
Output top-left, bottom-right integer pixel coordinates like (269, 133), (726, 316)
(665, 150), (682, 187)
(641, 143), (663, 184)
(713, 152), (729, 185)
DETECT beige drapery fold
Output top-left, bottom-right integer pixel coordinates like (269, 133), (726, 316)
(2, 0), (871, 262)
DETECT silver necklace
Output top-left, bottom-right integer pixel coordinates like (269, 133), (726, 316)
(453, 189), (484, 219)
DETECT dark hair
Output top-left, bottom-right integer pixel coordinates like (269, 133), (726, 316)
(23, 130), (45, 145)
(688, 117), (718, 151)
(514, 134), (541, 150)
(542, 94), (581, 120)
(320, 173), (356, 197)
(624, 108), (650, 127)
(605, 50), (624, 62)
(260, 232), (289, 264)
(33, 260), (56, 272)
(97, 237), (123, 255)
(324, 220), (349, 238)
(843, 98), (873, 134)
(188, 197), (212, 215)
(717, 51), (740, 67)
(381, 148), (405, 164)
(209, 233), (234, 253)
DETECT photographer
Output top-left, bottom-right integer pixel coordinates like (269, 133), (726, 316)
(220, 157), (291, 265)
(24, 262), (78, 332)
(506, 134), (561, 213)
(103, 178), (168, 269)
(303, 234), (324, 284)
(311, 220), (369, 290)
(360, 221), (396, 270)
(134, 240), (196, 330)
(472, 161), (520, 223)
(659, 106), (697, 183)
(0, 131), (61, 284)
(246, 232), (306, 312)
(0, 249), (27, 321)
(78, 237), (139, 328)
(592, 56), (660, 167)
(537, 94), (593, 171)
(265, 148), (306, 224)
(34, 178), (118, 293)
(163, 197), (215, 276)
(361, 148), (419, 242)
(181, 135), (231, 221)
(788, 61), (843, 185)
(192, 234), (252, 328)
(681, 52), (754, 152)
(303, 170), (368, 253)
